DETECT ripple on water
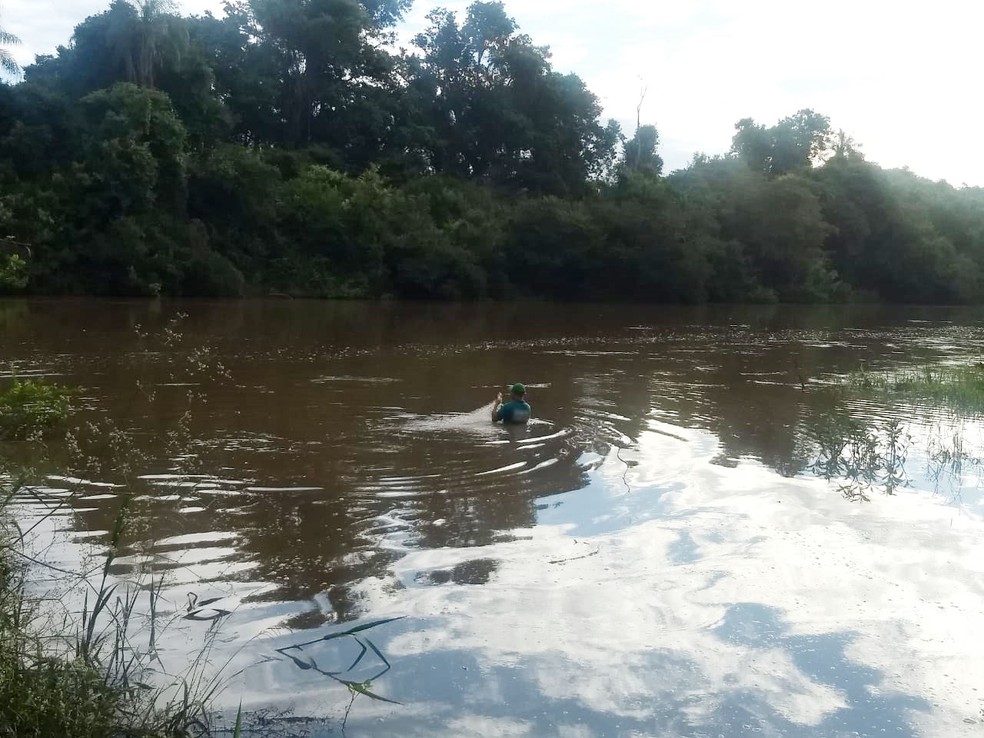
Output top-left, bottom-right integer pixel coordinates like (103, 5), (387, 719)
(13, 304), (984, 736)
(350, 407), (585, 505)
(311, 375), (402, 384)
(47, 475), (122, 489)
(475, 461), (527, 476)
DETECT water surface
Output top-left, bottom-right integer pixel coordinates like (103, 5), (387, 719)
(3, 299), (984, 737)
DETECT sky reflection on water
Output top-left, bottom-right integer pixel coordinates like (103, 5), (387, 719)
(4, 300), (984, 736)
(315, 420), (980, 737)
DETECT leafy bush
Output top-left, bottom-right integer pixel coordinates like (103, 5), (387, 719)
(0, 378), (73, 440)
(0, 254), (28, 292)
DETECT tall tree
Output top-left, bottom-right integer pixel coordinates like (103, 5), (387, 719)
(27, 0), (186, 93)
(732, 109), (832, 176)
(197, 0), (410, 162)
(79, 82), (189, 217)
(672, 156), (841, 301)
(731, 117), (772, 173)
(830, 129), (863, 161)
(622, 124), (663, 178)
(408, 1), (619, 194)
(24, 2), (224, 150)
(128, 0), (181, 88)
(0, 6), (20, 76)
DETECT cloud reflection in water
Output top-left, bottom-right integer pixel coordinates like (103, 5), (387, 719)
(314, 422), (983, 737)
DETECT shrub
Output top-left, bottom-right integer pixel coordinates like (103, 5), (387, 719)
(0, 254), (28, 292)
(0, 378), (73, 440)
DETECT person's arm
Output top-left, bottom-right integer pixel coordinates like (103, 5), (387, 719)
(491, 392), (503, 422)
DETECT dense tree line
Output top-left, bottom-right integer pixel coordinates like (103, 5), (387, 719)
(1, 0), (982, 302)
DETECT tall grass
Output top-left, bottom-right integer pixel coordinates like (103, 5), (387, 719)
(847, 362), (984, 413)
(0, 491), (125, 737)
(0, 341), (239, 736)
(0, 478), (237, 737)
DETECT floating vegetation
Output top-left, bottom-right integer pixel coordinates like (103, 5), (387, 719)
(820, 360), (984, 500)
(0, 376), (74, 440)
(275, 616), (405, 737)
(276, 617), (404, 705)
(807, 416), (909, 502)
(846, 362), (984, 413)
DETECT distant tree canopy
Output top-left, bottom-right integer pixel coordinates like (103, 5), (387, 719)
(731, 109), (833, 177)
(0, 0), (982, 303)
(406, 2), (620, 194)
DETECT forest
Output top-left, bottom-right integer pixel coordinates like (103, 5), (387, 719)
(1, 0), (983, 303)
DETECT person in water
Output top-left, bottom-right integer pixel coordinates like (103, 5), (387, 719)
(492, 383), (532, 424)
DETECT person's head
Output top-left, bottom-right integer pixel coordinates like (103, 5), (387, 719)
(510, 383), (526, 402)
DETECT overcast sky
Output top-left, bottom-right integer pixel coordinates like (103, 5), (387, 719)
(2, 0), (982, 186)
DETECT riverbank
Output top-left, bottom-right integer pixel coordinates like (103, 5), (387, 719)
(0, 475), (240, 738)
(0, 373), (231, 738)
(0, 480), (134, 737)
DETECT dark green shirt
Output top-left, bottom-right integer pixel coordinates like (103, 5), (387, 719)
(495, 400), (532, 424)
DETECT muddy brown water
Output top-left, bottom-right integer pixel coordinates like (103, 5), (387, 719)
(3, 299), (984, 737)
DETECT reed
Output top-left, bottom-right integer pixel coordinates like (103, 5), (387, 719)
(847, 362), (984, 412)
(0, 481), (239, 737)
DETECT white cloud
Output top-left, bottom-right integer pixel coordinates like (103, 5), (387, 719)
(333, 422), (984, 736)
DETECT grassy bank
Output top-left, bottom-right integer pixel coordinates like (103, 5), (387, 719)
(0, 478), (233, 738)
(0, 376), (231, 737)
(847, 362), (984, 413)
(0, 501), (126, 737)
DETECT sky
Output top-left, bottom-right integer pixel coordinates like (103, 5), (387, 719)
(2, 0), (982, 186)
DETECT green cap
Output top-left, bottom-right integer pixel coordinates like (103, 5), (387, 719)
(510, 383), (526, 395)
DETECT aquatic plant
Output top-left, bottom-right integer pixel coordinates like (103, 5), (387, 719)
(0, 376), (73, 440)
(0, 254), (28, 291)
(807, 416), (909, 502)
(277, 617), (405, 734)
(276, 617), (404, 703)
(847, 362), (984, 413)
(0, 479), (244, 737)
(0, 319), (250, 736)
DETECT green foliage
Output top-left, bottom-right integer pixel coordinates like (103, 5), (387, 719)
(0, 621), (124, 738)
(621, 125), (663, 179)
(504, 197), (603, 300)
(733, 109), (832, 176)
(671, 157), (841, 302)
(0, 9), (20, 77)
(272, 165), (495, 298)
(0, 1), (981, 304)
(847, 362), (984, 413)
(407, 1), (620, 194)
(80, 82), (188, 215)
(0, 377), (73, 440)
(0, 486), (234, 737)
(807, 416), (908, 501)
(592, 177), (712, 302)
(0, 253), (27, 291)
(813, 160), (984, 303)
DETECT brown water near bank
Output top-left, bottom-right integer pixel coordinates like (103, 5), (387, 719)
(3, 299), (984, 737)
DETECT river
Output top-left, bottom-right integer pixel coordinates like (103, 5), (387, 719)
(2, 299), (984, 737)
